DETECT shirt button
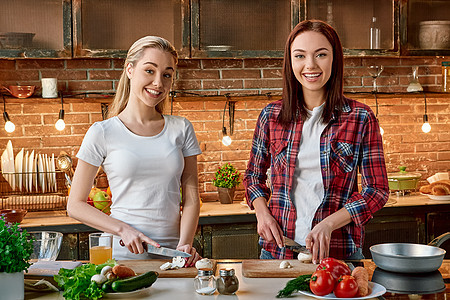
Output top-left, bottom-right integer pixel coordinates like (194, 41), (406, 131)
(322, 168), (327, 171)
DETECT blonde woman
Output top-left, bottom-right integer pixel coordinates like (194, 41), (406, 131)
(67, 36), (202, 265)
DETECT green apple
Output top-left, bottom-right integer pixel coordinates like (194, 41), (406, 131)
(93, 191), (111, 214)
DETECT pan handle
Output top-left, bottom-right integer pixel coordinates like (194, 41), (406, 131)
(428, 232), (450, 247)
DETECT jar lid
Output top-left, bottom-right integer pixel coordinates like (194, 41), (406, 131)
(219, 268), (235, 276)
(387, 166), (422, 180)
(443, 61), (450, 66)
(197, 268), (213, 276)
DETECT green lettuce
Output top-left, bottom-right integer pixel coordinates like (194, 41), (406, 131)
(54, 259), (116, 300)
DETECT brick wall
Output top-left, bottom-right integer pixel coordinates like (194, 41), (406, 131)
(1, 56), (449, 201)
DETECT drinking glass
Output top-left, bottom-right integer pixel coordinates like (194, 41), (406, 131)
(367, 65), (384, 92)
(89, 232), (112, 265)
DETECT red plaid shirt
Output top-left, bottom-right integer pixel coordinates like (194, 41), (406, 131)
(244, 97), (389, 259)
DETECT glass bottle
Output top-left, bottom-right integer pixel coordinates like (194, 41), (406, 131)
(216, 268), (239, 295)
(194, 269), (216, 295)
(370, 17), (380, 49)
(442, 61), (450, 93)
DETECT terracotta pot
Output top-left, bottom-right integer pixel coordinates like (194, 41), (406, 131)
(217, 187), (236, 204)
(0, 209), (27, 224)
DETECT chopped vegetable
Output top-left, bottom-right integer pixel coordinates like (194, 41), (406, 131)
(276, 274), (312, 298)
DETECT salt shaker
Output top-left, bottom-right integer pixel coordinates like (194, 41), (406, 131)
(216, 268), (239, 295)
(194, 268), (216, 295)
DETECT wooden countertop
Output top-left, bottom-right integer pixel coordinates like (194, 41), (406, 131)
(19, 193), (449, 229)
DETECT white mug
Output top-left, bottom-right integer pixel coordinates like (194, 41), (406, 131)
(41, 78), (58, 98)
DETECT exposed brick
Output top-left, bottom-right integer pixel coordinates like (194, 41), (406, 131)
(89, 70), (122, 80)
(201, 59), (243, 69)
(66, 59), (111, 69)
(0, 60), (16, 69)
(16, 60), (64, 69)
(262, 69), (282, 78)
(42, 136), (84, 147)
(178, 69), (219, 80)
(40, 70), (87, 80)
(243, 58), (283, 68)
(244, 79), (283, 89)
(67, 81), (113, 91)
(202, 79), (243, 90)
(173, 80), (202, 90)
(177, 59), (202, 69)
(0, 70), (39, 81)
(222, 69), (261, 79)
(71, 102), (103, 113)
(112, 59), (125, 69)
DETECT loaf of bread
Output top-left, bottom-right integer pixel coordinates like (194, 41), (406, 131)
(419, 184), (432, 194)
(430, 180), (450, 196)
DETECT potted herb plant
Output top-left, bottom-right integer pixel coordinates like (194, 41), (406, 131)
(0, 217), (34, 300)
(213, 163), (241, 204)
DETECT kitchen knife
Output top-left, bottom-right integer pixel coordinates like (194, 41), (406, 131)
(283, 236), (311, 255)
(119, 239), (191, 258)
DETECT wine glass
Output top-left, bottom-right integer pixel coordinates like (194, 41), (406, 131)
(367, 65), (384, 92)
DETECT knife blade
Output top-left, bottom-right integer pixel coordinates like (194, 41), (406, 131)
(283, 236), (311, 255)
(119, 239), (191, 258)
(146, 244), (192, 258)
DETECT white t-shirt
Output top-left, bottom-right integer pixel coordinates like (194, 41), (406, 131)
(292, 104), (327, 246)
(77, 115), (202, 259)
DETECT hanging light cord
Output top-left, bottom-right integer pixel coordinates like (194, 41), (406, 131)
(423, 91), (427, 115)
(222, 99), (228, 135)
(374, 91), (379, 117)
(2, 92), (6, 113)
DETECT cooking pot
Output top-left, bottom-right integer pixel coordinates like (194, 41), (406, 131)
(1, 85), (36, 98)
(387, 166), (421, 191)
(370, 232), (450, 273)
(371, 267), (445, 294)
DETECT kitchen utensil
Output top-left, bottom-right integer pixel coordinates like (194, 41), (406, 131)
(387, 166), (421, 192)
(28, 231), (63, 262)
(0, 208), (27, 224)
(241, 259), (317, 278)
(371, 267), (445, 294)
(0, 32), (35, 49)
(1, 85), (36, 98)
(283, 236), (311, 255)
(369, 232), (450, 273)
(14, 148), (23, 191)
(56, 151), (73, 176)
(117, 259), (210, 278)
(419, 21), (450, 50)
(119, 239), (191, 258)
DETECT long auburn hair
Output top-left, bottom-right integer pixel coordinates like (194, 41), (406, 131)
(107, 36), (178, 118)
(280, 20), (345, 126)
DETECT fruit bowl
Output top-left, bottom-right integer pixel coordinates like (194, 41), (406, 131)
(28, 231), (63, 261)
(0, 209), (27, 224)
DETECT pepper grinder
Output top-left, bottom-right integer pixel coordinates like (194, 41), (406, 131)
(216, 268), (239, 295)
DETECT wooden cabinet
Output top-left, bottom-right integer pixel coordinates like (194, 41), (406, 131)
(0, 0), (72, 58)
(301, 0), (399, 56)
(72, 0), (190, 58)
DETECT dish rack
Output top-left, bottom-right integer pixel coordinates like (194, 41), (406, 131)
(0, 171), (68, 211)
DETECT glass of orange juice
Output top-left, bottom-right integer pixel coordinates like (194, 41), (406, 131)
(89, 232), (112, 265)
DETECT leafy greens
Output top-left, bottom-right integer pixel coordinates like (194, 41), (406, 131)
(54, 259), (116, 300)
(276, 273), (312, 298)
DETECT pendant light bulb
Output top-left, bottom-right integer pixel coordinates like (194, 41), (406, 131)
(422, 114), (431, 133)
(222, 135), (232, 146)
(222, 126), (232, 146)
(55, 109), (65, 131)
(3, 111), (15, 133)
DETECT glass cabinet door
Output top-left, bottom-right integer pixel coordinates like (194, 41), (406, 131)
(73, 0), (189, 58)
(191, 0), (299, 58)
(302, 0), (398, 55)
(401, 0), (450, 55)
(0, 0), (71, 58)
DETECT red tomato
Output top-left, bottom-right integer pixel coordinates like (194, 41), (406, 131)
(309, 269), (336, 296)
(334, 275), (359, 298)
(317, 257), (352, 281)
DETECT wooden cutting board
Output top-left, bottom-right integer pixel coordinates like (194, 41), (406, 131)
(118, 259), (216, 278)
(242, 259), (317, 278)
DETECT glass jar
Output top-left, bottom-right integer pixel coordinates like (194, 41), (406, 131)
(194, 269), (216, 295)
(443, 61), (450, 92)
(216, 268), (239, 295)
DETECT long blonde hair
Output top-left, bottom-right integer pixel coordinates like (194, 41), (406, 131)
(107, 36), (178, 118)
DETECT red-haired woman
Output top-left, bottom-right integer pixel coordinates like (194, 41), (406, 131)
(244, 20), (389, 263)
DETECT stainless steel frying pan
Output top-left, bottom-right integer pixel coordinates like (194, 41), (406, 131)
(370, 232), (450, 273)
